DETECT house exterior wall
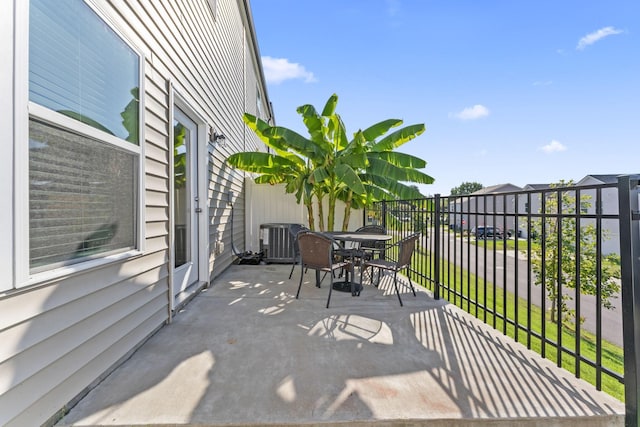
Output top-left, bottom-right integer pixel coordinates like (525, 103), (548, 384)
(521, 180), (620, 254)
(448, 193), (519, 233)
(0, 1), (270, 425)
(575, 177), (621, 255)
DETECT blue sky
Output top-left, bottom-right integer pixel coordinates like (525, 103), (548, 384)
(250, 0), (639, 196)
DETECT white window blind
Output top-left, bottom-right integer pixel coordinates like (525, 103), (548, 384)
(29, 0), (139, 143)
(29, 119), (138, 272)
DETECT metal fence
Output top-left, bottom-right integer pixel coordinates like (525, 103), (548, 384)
(369, 176), (639, 425)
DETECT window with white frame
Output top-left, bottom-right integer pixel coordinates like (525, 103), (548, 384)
(27, 0), (142, 274)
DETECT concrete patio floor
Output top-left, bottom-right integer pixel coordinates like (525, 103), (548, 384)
(57, 264), (625, 426)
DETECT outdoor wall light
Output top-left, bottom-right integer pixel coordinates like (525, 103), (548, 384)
(209, 129), (227, 147)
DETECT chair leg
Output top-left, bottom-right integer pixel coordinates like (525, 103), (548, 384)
(350, 264), (360, 296)
(366, 265), (381, 287)
(393, 271), (403, 306)
(326, 278), (333, 308)
(296, 264), (304, 299)
(288, 260), (296, 280)
(407, 271), (417, 297)
(362, 264), (374, 286)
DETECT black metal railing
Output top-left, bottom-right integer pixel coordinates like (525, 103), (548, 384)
(618, 175), (640, 426)
(369, 177), (637, 423)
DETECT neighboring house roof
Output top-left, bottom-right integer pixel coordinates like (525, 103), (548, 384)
(471, 183), (522, 195)
(577, 174), (623, 186)
(523, 184), (551, 191)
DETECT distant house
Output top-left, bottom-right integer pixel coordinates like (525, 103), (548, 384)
(521, 184), (551, 213)
(448, 176), (627, 253)
(515, 184), (553, 236)
(471, 183), (523, 195)
(446, 176), (630, 250)
(575, 175), (623, 255)
(522, 175), (622, 253)
(1, 1), (272, 425)
(448, 183), (522, 232)
(579, 175), (622, 186)
(522, 184), (552, 191)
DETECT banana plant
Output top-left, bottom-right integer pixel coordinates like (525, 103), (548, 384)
(227, 93), (434, 231)
(289, 95), (368, 231)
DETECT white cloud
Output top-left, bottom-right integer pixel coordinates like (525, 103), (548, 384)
(540, 140), (567, 153)
(449, 104), (490, 120)
(577, 27), (624, 50)
(261, 56), (317, 85)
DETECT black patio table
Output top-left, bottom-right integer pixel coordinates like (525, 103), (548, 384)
(323, 231), (392, 293)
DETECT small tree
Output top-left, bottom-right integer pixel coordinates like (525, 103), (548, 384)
(531, 181), (619, 326)
(450, 181), (483, 196)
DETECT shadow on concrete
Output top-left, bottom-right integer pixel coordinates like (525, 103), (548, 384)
(57, 264), (624, 426)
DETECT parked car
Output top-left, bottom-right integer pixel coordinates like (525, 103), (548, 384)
(472, 226), (503, 239)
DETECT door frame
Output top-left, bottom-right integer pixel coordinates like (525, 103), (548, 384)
(169, 85), (209, 314)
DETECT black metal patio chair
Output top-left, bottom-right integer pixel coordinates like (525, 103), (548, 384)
(360, 233), (420, 306)
(288, 223), (309, 280)
(296, 232), (354, 308)
(354, 224), (387, 262)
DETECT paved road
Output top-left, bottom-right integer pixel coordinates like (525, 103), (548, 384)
(427, 232), (623, 348)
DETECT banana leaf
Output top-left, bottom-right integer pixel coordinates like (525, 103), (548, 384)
(367, 157), (434, 184)
(321, 93), (338, 116)
(263, 126), (324, 161)
(227, 152), (295, 168)
(335, 164), (365, 195)
(372, 123), (426, 152)
(361, 118), (402, 142)
(365, 175), (425, 199)
(367, 151), (427, 169)
(296, 104), (326, 147)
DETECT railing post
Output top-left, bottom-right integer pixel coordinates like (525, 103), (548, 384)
(434, 194), (441, 300)
(381, 200), (387, 231)
(363, 205), (366, 226)
(618, 175), (640, 427)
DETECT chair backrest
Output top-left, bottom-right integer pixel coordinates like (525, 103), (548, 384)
(289, 224), (309, 255)
(355, 225), (386, 249)
(355, 225), (385, 234)
(396, 233), (420, 269)
(298, 232), (333, 270)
